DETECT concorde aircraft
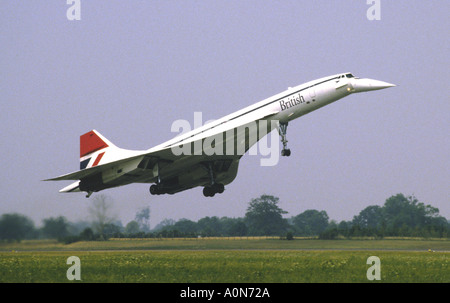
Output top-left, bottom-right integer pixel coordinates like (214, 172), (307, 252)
(45, 73), (395, 197)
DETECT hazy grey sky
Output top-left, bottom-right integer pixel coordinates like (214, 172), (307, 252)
(1, 1), (448, 227)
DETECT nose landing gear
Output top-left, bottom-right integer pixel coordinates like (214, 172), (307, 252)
(281, 148), (291, 157)
(279, 122), (291, 157)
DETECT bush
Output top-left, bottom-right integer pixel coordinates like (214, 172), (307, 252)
(319, 228), (338, 240)
(286, 232), (294, 240)
(79, 227), (95, 241)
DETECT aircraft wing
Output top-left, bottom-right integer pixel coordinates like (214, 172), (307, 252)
(44, 146), (178, 182)
(46, 105), (279, 195)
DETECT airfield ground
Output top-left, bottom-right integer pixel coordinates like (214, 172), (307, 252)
(0, 237), (448, 282)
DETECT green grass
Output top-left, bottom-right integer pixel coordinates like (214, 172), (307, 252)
(2, 237), (449, 251)
(0, 250), (448, 282)
(0, 238), (448, 282)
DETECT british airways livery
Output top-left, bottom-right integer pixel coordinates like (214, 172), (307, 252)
(46, 73), (395, 197)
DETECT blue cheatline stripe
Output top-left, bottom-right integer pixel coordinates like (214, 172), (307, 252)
(80, 158), (91, 170)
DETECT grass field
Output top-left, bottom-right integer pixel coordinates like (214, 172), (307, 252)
(0, 238), (448, 283)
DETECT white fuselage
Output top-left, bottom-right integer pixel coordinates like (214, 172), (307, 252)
(50, 72), (395, 196)
(158, 73), (359, 155)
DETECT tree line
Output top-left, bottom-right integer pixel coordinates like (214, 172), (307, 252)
(0, 193), (448, 242)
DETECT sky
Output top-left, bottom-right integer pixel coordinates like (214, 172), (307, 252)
(1, 1), (449, 228)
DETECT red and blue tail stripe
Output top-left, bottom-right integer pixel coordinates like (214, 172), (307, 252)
(79, 130), (110, 169)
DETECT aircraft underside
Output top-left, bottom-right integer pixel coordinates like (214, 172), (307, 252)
(78, 156), (240, 197)
(147, 158), (240, 197)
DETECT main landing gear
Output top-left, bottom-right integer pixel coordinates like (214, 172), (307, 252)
(279, 122), (291, 157)
(203, 162), (225, 197)
(149, 162), (225, 197)
(203, 183), (224, 197)
(149, 167), (165, 195)
(149, 184), (164, 195)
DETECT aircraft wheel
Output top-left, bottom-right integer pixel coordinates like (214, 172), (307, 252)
(281, 149), (291, 157)
(213, 183), (225, 194)
(203, 186), (215, 197)
(150, 184), (160, 195)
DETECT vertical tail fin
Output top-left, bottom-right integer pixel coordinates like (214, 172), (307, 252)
(79, 130), (116, 170)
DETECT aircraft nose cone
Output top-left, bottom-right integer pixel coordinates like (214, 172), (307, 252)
(353, 78), (396, 92)
(368, 79), (396, 90)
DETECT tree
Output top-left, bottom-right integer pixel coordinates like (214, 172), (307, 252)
(198, 216), (222, 236)
(352, 205), (383, 229)
(125, 220), (141, 234)
(102, 222), (122, 238)
(79, 227), (95, 241)
(292, 210), (329, 236)
(245, 195), (288, 236)
(135, 206), (151, 232)
(153, 218), (176, 232)
(173, 218), (198, 235)
(0, 213), (36, 242)
(382, 194), (444, 235)
(383, 194), (416, 230)
(41, 216), (70, 239)
(88, 194), (116, 237)
(228, 219), (248, 237)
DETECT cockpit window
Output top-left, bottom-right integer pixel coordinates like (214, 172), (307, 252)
(345, 73), (354, 78)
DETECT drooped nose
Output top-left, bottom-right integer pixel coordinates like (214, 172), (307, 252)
(352, 78), (396, 93)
